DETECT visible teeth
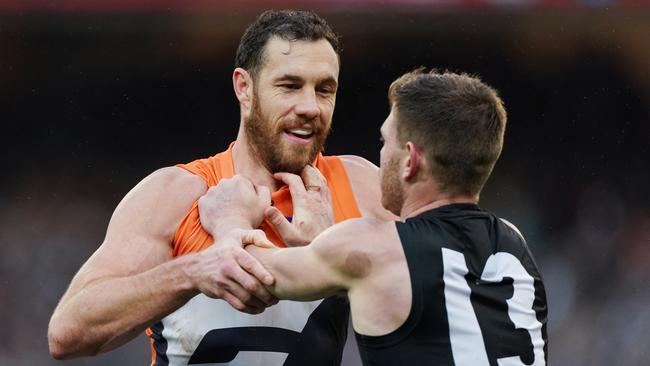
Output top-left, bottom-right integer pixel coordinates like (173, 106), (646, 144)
(287, 128), (313, 136)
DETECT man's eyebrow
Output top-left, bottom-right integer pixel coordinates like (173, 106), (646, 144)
(274, 74), (304, 83)
(274, 74), (338, 86)
(320, 76), (338, 87)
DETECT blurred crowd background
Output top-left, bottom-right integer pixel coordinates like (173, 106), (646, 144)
(1, 1), (649, 365)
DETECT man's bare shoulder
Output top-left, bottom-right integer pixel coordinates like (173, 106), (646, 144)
(124, 166), (208, 209)
(327, 216), (390, 234)
(108, 166), (208, 242)
(338, 154), (378, 174)
(140, 166), (207, 195)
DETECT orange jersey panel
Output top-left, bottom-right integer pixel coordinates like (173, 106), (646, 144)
(173, 142), (362, 256)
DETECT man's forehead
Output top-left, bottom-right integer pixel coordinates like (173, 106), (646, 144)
(259, 37), (339, 80)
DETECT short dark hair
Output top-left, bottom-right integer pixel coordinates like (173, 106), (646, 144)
(235, 10), (340, 79)
(388, 68), (507, 196)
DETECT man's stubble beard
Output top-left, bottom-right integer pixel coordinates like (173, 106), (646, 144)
(380, 153), (405, 216)
(244, 94), (330, 175)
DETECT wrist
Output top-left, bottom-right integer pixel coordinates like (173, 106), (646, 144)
(173, 254), (202, 297)
(209, 219), (254, 239)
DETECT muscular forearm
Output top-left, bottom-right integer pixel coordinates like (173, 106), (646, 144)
(247, 246), (344, 302)
(48, 255), (198, 359)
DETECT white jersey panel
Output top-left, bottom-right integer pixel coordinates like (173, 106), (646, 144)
(160, 294), (322, 366)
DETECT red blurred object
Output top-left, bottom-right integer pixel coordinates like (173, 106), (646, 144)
(1, 0), (649, 13)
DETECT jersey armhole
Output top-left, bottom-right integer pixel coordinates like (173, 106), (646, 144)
(171, 155), (226, 256)
(319, 156), (362, 221)
(175, 161), (210, 185)
(355, 221), (423, 349)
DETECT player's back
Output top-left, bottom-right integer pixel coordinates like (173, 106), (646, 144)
(354, 203), (548, 366)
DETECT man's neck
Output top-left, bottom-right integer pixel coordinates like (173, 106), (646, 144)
(231, 128), (284, 191)
(399, 181), (478, 220)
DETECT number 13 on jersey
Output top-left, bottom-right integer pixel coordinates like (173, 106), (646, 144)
(442, 248), (546, 366)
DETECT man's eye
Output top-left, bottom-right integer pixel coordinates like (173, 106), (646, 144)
(280, 84), (300, 90)
(317, 87), (335, 94)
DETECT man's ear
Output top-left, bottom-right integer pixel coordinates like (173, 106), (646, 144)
(233, 68), (254, 116)
(402, 142), (422, 181)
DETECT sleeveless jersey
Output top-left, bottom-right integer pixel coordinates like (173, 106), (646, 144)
(147, 143), (362, 366)
(355, 203), (548, 366)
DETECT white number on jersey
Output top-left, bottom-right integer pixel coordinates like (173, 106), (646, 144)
(442, 248), (545, 366)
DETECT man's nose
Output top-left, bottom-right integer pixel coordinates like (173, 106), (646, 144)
(294, 89), (320, 120)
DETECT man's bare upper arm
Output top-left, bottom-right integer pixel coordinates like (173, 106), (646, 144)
(64, 167), (207, 296)
(339, 155), (397, 221)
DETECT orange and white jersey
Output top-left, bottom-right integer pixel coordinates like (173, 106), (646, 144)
(146, 143), (361, 366)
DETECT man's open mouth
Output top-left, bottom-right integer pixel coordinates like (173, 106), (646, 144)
(285, 127), (314, 140)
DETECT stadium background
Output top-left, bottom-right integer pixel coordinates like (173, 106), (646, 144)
(1, 1), (649, 365)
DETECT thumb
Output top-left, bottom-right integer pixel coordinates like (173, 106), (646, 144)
(264, 206), (296, 241)
(240, 229), (275, 249)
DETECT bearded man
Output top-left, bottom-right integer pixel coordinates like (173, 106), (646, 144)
(200, 69), (549, 366)
(48, 10), (393, 366)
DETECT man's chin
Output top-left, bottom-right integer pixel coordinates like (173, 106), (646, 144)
(282, 138), (314, 152)
(272, 159), (310, 175)
(272, 146), (318, 173)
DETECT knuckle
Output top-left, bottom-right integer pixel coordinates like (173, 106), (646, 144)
(218, 263), (234, 277)
(251, 230), (265, 241)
